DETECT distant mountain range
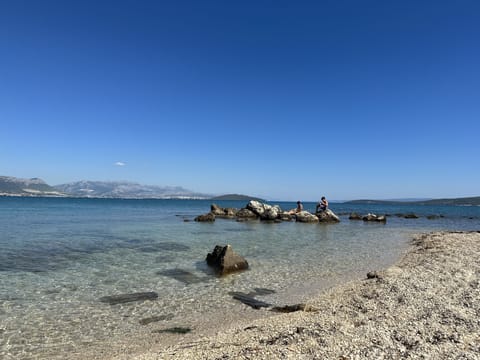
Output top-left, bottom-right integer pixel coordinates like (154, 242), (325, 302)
(54, 180), (211, 199)
(0, 176), (211, 199)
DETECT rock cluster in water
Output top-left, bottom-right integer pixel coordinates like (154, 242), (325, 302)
(195, 200), (340, 224)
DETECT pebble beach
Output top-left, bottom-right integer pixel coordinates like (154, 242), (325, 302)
(132, 231), (480, 359)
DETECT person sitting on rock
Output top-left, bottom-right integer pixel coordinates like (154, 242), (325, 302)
(316, 196), (328, 213)
(289, 201), (303, 214)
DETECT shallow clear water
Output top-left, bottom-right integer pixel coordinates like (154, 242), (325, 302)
(0, 197), (478, 359)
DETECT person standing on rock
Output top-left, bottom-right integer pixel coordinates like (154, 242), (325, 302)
(316, 196), (328, 213)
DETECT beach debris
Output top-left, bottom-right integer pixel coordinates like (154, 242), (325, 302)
(153, 327), (191, 334)
(206, 245), (249, 275)
(316, 209), (341, 223)
(99, 291), (158, 305)
(139, 314), (174, 325)
(156, 268), (208, 284)
(194, 212), (215, 222)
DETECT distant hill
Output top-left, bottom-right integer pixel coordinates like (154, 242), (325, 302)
(0, 176), (64, 197)
(210, 193), (266, 202)
(54, 180), (210, 199)
(344, 197), (480, 206)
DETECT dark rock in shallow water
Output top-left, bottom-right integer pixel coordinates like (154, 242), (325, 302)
(229, 291), (271, 309)
(194, 212), (215, 222)
(99, 291), (158, 305)
(427, 214), (441, 220)
(157, 269), (206, 284)
(139, 314), (174, 325)
(206, 245), (248, 275)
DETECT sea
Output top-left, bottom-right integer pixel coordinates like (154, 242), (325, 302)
(0, 197), (478, 359)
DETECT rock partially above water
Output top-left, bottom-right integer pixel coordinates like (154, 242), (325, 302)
(194, 212), (215, 222)
(295, 211), (319, 223)
(211, 204), (238, 218)
(206, 245), (249, 275)
(316, 209), (340, 223)
(236, 208), (258, 220)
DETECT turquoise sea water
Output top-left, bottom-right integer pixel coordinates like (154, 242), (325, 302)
(0, 197), (478, 359)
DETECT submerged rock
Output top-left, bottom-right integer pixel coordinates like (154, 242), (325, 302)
(99, 291), (158, 305)
(404, 213), (419, 219)
(206, 245), (249, 275)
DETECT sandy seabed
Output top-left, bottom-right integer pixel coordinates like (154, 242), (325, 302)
(124, 231), (480, 360)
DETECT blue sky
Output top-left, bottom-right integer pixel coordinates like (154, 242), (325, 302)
(1, 1), (479, 201)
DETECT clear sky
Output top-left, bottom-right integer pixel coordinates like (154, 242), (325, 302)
(1, 1), (479, 201)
